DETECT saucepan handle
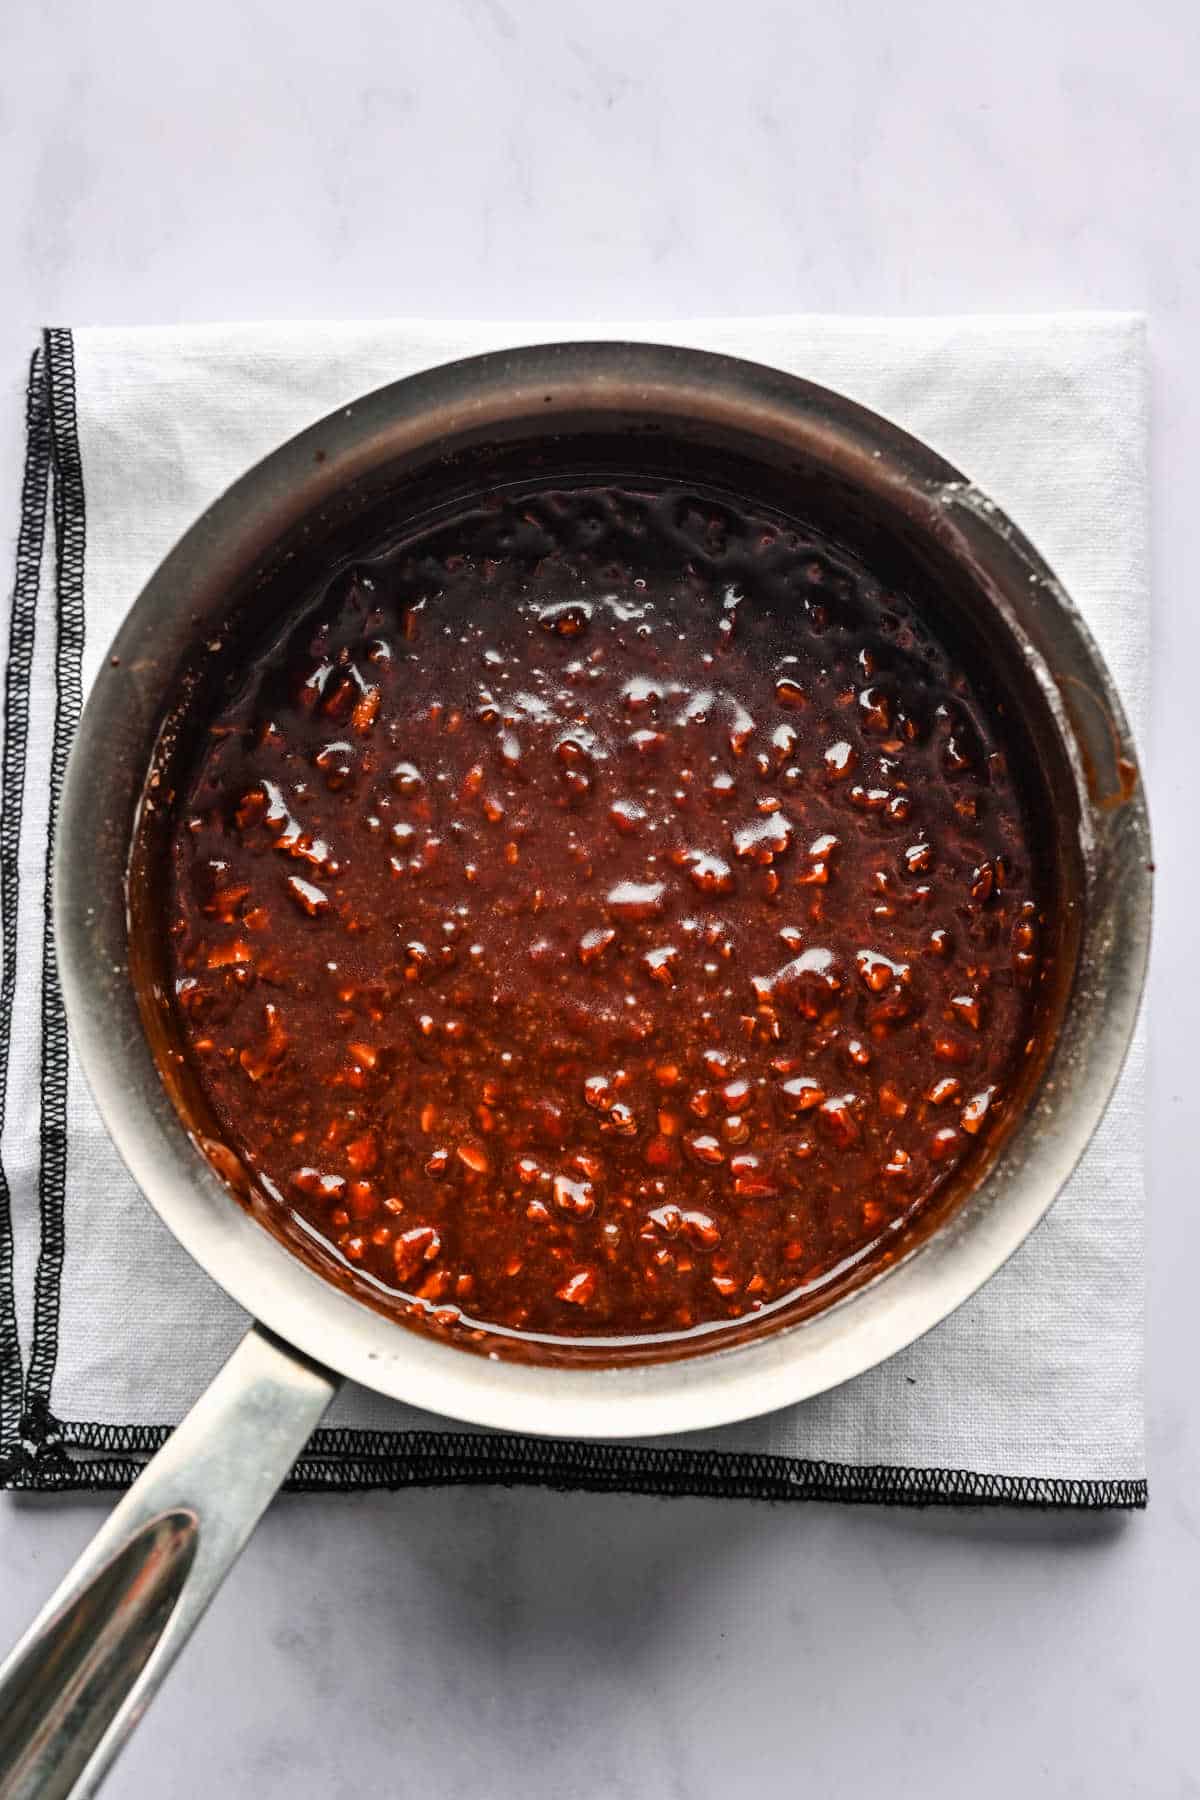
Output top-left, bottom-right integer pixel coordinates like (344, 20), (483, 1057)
(0, 1323), (338, 1800)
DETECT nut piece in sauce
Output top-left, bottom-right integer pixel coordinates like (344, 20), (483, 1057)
(606, 879), (666, 922)
(732, 812), (795, 864)
(685, 851), (735, 895)
(556, 1267), (597, 1305)
(538, 600), (593, 637)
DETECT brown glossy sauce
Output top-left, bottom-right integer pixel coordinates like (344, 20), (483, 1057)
(166, 484), (1044, 1349)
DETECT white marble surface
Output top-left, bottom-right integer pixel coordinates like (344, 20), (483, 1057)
(0, 1), (1195, 1794)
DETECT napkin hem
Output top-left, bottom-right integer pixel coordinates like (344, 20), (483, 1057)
(0, 346), (49, 1462)
(1, 1421), (1149, 1510)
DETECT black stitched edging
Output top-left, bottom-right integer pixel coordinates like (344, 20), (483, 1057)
(22, 328), (86, 1472)
(1, 1422), (1147, 1508)
(0, 350), (52, 1479)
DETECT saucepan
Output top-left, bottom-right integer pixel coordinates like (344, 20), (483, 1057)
(0, 343), (1150, 1798)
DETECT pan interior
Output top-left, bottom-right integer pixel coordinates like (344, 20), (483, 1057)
(127, 424), (1082, 1369)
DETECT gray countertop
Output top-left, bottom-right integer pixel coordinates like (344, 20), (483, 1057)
(0, 2), (1195, 1794)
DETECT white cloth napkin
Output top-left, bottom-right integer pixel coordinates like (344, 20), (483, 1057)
(1, 315), (1148, 1504)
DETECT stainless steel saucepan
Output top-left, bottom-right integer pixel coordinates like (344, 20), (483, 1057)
(0, 342), (1151, 1798)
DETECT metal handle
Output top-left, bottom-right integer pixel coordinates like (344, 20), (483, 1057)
(0, 1324), (338, 1799)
